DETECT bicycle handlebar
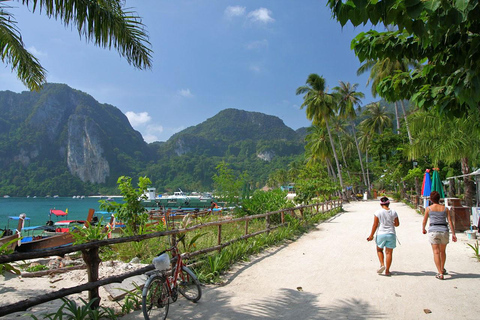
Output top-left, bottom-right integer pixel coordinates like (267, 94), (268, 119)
(156, 234), (186, 256)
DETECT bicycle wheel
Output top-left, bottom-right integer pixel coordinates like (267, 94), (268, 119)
(142, 275), (169, 320)
(177, 266), (202, 302)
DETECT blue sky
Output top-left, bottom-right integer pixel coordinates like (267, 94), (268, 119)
(1, 1), (378, 142)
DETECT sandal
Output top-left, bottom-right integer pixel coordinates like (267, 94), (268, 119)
(377, 266), (385, 274)
(435, 273), (444, 280)
(443, 268), (448, 275)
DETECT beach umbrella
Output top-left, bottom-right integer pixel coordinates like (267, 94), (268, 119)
(421, 169), (431, 197)
(431, 168), (445, 198)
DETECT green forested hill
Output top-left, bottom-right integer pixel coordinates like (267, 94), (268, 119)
(0, 84), (306, 196)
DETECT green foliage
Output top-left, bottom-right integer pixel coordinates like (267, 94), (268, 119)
(236, 189), (292, 217)
(100, 176), (151, 235)
(120, 285), (142, 314)
(25, 264), (49, 273)
(328, 0), (480, 117)
(293, 164), (339, 204)
(0, 238), (21, 275)
(212, 162), (246, 205)
(72, 217), (109, 244)
(29, 297), (117, 320)
(467, 241), (480, 262)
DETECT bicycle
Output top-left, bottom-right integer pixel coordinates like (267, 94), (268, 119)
(142, 234), (202, 320)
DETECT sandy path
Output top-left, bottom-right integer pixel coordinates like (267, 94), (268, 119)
(122, 199), (480, 320)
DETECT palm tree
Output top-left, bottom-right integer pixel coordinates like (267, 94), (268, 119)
(357, 57), (417, 140)
(305, 125), (336, 181)
(407, 110), (480, 206)
(1, 0), (152, 91)
(360, 102), (393, 135)
(333, 81), (367, 188)
(296, 74), (344, 191)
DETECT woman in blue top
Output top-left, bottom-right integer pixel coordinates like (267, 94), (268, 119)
(422, 191), (457, 280)
(367, 197), (400, 276)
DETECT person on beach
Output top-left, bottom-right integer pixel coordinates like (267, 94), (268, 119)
(367, 196), (400, 276)
(422, 191), (457, 280)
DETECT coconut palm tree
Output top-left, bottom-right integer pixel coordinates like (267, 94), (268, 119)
(305, 125), (336, 181)
(360, 102), (393, 135)
(1, 0), (152, 91)
(296, 74), (344, 191)
(357, 57), (417, 140)
(407, 110), (480, 206)
(333, 81), (367, 188)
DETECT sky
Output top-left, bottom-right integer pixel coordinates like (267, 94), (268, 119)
(1, 1), (378, 143)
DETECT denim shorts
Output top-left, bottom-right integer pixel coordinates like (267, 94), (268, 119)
(376, 233), (397, 249)
(428, 231), (449, 245)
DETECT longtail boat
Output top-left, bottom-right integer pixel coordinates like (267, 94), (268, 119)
(0, 214), (28, 251)
(15, 209), (95, 253)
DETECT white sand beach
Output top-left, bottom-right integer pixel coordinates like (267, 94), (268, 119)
(1, 199), (480, 319)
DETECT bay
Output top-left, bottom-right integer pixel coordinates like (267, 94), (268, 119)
(0, 197), (110, 229)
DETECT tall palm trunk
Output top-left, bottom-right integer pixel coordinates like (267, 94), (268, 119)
(351, 122), (367, 187)
(400, 100), (413, 144)
(461, 157), (475, 207)
(337, 133), (351, 180)
(326, 122), (344, 191)
(365, 149), (371, 191)
(394, 102), (400, 134)
(326, 158), (336, 182)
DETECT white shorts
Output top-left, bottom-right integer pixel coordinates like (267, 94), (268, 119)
(428, 231), (449, 245)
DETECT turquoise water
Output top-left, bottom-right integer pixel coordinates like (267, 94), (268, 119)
(0, 197), (106, 230)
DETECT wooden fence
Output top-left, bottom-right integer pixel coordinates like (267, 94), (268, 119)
(0, 199), (342, 317)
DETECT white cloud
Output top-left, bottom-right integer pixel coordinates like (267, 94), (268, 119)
(178, 88), (193, 98)
(249, 64), (261, 73)
(143, 134), (158, 143)
(125, 111), (151, 126)
(247, 8), (274, 24)
(27, 46), (47, 57)
(224, 6), (246, 18)
(246, 39), (269, 50)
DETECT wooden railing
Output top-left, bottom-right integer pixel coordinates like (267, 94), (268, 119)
(0, 199), (342, 317)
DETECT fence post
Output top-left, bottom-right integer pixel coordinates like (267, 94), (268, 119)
(299, 208), (304, 219)
(266, 215), (271, 234)
(217, 224), (222, 253)
(281, 211), (285, 224)
(245, 219), (249, 235)
(81, 247), (101, 309)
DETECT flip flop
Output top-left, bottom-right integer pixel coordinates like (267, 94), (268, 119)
(443, 268), (448, 275)
(377, 266), (385, 274)
(435, 273), (444, 280)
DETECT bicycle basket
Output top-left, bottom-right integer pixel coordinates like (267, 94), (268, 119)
(153, 253), (170, 271)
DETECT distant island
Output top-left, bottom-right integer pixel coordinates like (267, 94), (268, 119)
(0, 83), (306, 196)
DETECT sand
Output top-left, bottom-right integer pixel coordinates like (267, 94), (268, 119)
(1, 200), (480, 319)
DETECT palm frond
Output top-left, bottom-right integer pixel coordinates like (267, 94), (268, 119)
(0, 3), (46, 90)
(21, 0), (152, 69)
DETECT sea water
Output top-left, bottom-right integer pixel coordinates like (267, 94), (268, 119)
(0, 197), (108, 230)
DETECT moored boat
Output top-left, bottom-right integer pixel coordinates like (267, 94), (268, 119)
(0, 214), (29, 251)
(143, 188), (218, 210)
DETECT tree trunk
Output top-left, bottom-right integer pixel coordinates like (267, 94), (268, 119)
(461, 157), (475, 207)
(326, 158), (336, 182)
(325, 122), (344, 191)
(366, 149), (371, 192)
(351, 122), (367, 188)
(394, 101), (400, 134)
(400, 100), (413, 144)
(337, 133), (351, 180)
